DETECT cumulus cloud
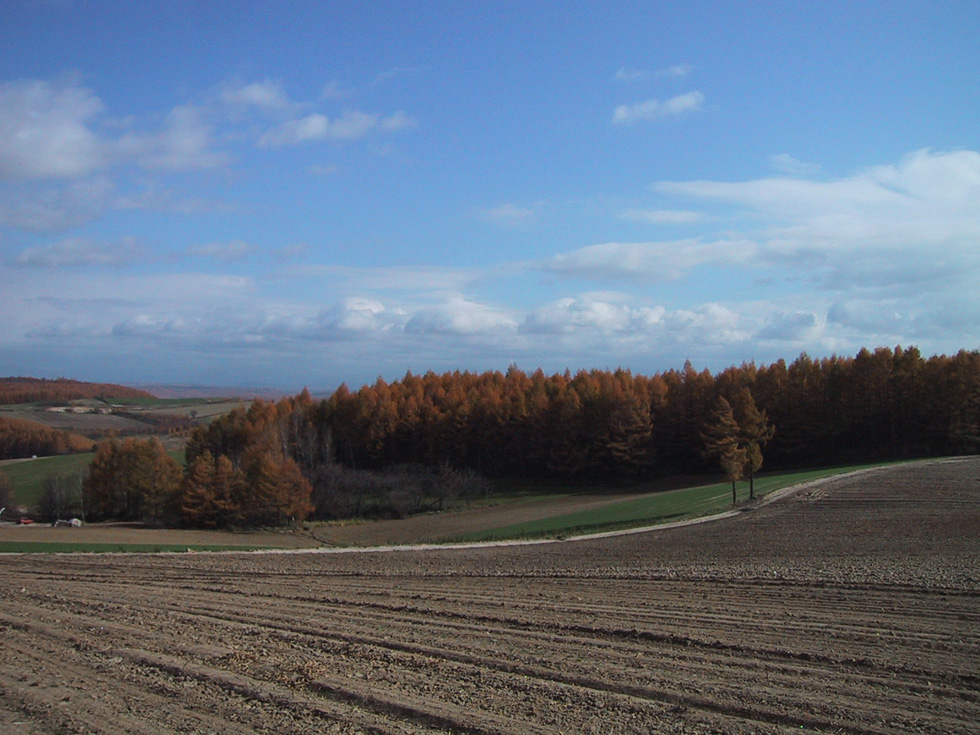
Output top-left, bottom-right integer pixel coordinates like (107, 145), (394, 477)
(318, 298), (395, 336)
(613, 91), (705, 125)
(520, 297), (639, 335)
(405, 297), (516, 336)
(14, 237), (144, 267)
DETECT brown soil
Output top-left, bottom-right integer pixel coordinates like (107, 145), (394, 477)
(1, 457), (978, 734)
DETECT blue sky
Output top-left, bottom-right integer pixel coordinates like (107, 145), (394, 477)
(1, 1), (978, 390)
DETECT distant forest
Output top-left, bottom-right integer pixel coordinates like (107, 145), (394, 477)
(0, 377), (154, 405)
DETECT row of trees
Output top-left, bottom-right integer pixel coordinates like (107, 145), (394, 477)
(0, 417), (94, 460)
(316, 346), (980, 480)
(81, 435), (313, 528)
(702, 389), (774, 503)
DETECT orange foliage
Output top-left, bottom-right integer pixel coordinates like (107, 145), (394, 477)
(0, 416), (95, 459)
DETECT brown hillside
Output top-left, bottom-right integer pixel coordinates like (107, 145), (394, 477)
(0, 377), (155, 405)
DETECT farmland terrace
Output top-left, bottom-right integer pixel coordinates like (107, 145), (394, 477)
(1, 457), (978, 734)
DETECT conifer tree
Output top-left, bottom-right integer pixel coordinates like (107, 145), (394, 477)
(703, 396), (746, 504)
(731, 388), (775, 499)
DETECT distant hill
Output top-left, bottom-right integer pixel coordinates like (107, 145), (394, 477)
(136, 384), (297, 401)
(0, 378), (156, 405)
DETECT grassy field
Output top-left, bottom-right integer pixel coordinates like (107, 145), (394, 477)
(451, 463), (888, 542)
(1, 454), (95, 507)
(1, 450), (186, 508)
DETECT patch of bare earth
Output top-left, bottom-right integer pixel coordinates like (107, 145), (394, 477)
(1, 457), (978, 734)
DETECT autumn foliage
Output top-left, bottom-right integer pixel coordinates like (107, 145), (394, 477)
(78, 345), (980, 528)
(316, 346), (980, 481)
(0, 416), (94, 460)
(0, 377), (154, 405)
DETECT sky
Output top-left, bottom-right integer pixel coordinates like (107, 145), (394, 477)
(1, 1), (978, 391)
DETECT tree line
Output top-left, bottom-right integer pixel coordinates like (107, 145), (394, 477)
(321, 345), (979, 479)
(77, 345), (980, 527)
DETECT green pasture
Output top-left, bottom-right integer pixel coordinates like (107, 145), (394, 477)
(1, 450), (186, 508)
(448, 462), (888, 543)
(107, 397), (214, 407)
(0, 454), (95, 507)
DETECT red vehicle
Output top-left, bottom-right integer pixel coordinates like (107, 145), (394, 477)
(17, 517), (34, 525)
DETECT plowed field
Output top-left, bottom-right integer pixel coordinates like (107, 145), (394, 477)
(2, 458), (978, 734)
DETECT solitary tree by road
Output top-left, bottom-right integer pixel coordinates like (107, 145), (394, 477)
(731, 388), (775, 499)
(703, 396), (747, 505)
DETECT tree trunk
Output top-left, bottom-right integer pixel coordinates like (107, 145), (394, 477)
(731, 480), (737, 505)
(749, 468), (754, 499)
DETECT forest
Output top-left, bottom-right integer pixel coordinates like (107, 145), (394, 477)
(18, 345), (980, 527)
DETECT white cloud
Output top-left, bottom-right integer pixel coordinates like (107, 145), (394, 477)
(769, 153), (823, 177)
(613, 91), (705, 125)
(405, 297), (516, 336)
(0, 176), (115, 231)
(622, 209), (703, 224)
(127, 104), (231, 170)
(520, 297), (638, 335)
(0, 79), (230, 179)
(0, 78), (105, 179)
(319, 297), (395, 336)
(754, 310), (820, 341)
(259, 109), (411, 146)
(542, 239), (757, 281)
(14, 236), (144, 267)
(220, 80), (290, 110)
(380, 111), (417, 132)
(657, 149), (980, 269)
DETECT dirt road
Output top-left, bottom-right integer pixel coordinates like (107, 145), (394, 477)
(1, 458), (978, 733)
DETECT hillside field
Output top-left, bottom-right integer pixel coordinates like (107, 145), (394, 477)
(1, 457), (978, 734)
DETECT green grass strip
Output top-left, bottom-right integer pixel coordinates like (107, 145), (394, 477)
(448, 462), (889, 543)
